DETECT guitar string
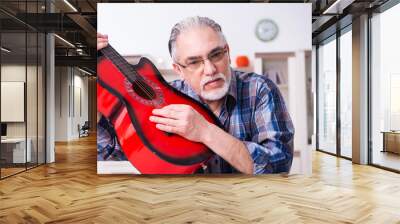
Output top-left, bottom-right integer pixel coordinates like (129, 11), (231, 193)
(101, 46), (157, 101)
(104, 47), (156, 100)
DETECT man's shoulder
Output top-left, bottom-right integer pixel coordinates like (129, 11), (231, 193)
(233, 70), (278, 93)
(168, 79), (184, 87)
(169, 79), (185, 89)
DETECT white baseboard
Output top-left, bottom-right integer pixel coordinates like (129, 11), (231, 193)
(97, 161), (141, 174)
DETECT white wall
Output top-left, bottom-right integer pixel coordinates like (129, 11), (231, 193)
(55, 66), (68, 141)
(287, 51), (311, 175)
(98, 3), (311, 69)
(54, 67), (89, 141)
(1, 65), (26, 81)
(72, 73), (89, 138)
(1, 65), (29, 138)
(1, 65), (26, 140)
(1, 64), (46, 164)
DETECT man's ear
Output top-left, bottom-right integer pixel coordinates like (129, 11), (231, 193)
(172, 63), (185, 80)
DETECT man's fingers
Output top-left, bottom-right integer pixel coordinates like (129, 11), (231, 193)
(97, 43), (108, 50)
(152, 104), (193, 118)
(98, 39), (108, 43)
(97, 33), (108, 38)
(97, 33), (109, 50)
(149, 116), (179, 126)
(97, 41), (108, 50)
(162, 104), (191, 111)
(154, 124), (178, 133)
(152, 108), (182, 119)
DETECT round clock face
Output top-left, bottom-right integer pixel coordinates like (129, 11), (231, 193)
(255, 19), (279, 42)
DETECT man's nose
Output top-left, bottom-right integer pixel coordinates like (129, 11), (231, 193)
(203, 59), (217, 76)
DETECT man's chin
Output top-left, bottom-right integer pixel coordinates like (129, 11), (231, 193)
(200, 88), (228, 101)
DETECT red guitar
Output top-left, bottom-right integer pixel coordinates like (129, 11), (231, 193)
(97, 45), (220, 174)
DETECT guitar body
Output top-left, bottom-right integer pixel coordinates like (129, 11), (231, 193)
(97, 47), (219, 174)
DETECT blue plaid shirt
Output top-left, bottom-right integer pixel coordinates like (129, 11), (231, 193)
(98, 69), (294, 174)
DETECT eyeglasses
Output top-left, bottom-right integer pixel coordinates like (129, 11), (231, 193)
(175, 46), (228, 72)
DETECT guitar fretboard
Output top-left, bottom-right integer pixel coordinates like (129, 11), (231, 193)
(100, 45), (139, 82)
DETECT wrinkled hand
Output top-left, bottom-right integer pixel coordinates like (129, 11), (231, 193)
(149, 104), (210, 143)
(97, 33), (108, 51)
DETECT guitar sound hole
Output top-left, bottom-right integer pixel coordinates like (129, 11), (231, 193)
(132, 79), (156, 100)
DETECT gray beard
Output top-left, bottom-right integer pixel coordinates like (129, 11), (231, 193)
(200, 73), (231, 101)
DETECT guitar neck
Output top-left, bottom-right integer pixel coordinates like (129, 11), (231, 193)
(100, 45), (139, 81)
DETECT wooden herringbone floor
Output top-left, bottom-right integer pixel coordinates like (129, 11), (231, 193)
(1, 135), (400, 224)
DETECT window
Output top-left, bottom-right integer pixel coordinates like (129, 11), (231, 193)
(370, 2), (400, 171)
(339, 29), (352, 158)
(0, 1), (46, 179)
(317, 37), (337, 154)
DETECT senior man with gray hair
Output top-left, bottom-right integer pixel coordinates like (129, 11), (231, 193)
(97, 16), (294, 174)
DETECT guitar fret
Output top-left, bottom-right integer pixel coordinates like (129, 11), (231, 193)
(101, 45), (141, 82)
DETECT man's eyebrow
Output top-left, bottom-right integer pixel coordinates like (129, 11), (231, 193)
(185, 56), (202, 61)
(185, 46), (224, 61)
(208, 46), (224, 55)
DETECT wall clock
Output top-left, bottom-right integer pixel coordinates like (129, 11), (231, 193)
(255, 19), (279, 42)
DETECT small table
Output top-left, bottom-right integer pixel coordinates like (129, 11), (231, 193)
(1, 138), (31, 163)
(381, 131), (400, 154)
